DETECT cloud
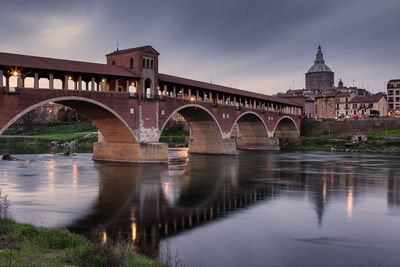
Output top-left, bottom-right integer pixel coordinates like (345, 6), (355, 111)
(0, 0), (399, 94)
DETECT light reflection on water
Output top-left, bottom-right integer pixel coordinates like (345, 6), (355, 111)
(0, 150), (400, 266)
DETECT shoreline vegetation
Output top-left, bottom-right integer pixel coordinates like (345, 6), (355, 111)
(1, 123), (400, 155)
(0, 191), (168, 267)
(281, 128), (400, 153)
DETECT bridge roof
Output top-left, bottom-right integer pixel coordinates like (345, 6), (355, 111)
(0, 52), (139, 78)
(159, 73), (301, 107)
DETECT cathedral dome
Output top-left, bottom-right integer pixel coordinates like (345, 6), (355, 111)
(307, 46), (333, 73)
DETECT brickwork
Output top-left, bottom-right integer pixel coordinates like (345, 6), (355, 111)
(301, 118), (400, 136)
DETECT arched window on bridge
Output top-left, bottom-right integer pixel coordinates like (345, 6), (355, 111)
(142, 58), (145, 69)
(145, 78), (152, 98)
(8, 75), (18, 90)
(39, 78), (49, 89)
(24, 77), (34, 88)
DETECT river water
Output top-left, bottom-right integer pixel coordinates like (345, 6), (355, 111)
(0, 149), (400, 266)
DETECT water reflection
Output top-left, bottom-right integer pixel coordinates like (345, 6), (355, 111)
(64, 151), (400, 259)
(1, 150), (400, 266)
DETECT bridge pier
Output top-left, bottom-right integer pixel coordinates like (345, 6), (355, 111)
(188, 138), (237, 155)
(236, 137), (280, 151)
(93, 142), (168, 163)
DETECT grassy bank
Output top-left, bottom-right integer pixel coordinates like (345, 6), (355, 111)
(0, 123), (98, 154)
(0, 219), (165, 266)
(281, 128), (400, 153)
(0, 192), (165, 267)
(1, 123), (190, 154)
(159, 128), (190, 147)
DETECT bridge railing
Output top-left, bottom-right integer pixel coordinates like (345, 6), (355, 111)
(159, 92), (302, 116)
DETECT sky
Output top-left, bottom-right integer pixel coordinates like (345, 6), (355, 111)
(0, 0), (399, 95)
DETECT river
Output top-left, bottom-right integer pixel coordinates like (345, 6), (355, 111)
(1, 149), (400, 266)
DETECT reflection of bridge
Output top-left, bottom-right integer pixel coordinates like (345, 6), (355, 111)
(0, 46), (301, 163)
(68, 151), (308, 256)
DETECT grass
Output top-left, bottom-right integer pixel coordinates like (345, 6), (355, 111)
(0, 219), (166, 266)
(0, 191), (166, 267)
(159, 129), (189, 147)
(1, 123), (189, 154)
(281, 128), (400, 153)
(0, 123), (98, 154)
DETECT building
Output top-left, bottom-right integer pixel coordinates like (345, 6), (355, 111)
(349, 93), (387, 117)
(315, 91), (339, 118)
(305, 46), (334, 91)
(387, 79), (400, 116)
(335, 91), (355, 118)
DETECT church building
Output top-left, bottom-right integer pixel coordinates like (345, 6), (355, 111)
(305, 46), (334, 90)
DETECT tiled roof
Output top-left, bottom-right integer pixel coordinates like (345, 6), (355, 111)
(315, 91), (339, 98)
(0, 52), (138, 78)
(106, 45), (160, 56)
(158, 73), (301, 107)
(336, 92), (352, 97)
(349, 94), (385, 103)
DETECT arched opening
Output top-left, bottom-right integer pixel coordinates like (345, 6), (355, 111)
(160, 105), (233, 154)
(0, 97), (137, 155)
(144, 78), (152, 98)
(273, 117), (299, 138)
(130, 58), (133, 69)
(230, 112), (271, 150)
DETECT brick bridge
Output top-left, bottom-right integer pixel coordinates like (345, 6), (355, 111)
(0, 46), (301, 163)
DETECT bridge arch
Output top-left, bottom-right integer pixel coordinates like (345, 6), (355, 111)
(160, 104), (230, 154)
(272, 116), (300, 138)
(230, 111), (271, 150)
(0, 96), (138, 144)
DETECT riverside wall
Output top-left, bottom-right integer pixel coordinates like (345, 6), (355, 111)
(301, 118), (400, 136)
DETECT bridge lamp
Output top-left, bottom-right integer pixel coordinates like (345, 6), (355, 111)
(190, 97), (195, 102)
(68, 76), (72, 80)
(13, 71), (19, 76)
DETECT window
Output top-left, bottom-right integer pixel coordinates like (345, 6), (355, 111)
(346, 98), (348, 102)
(146, 59), (150, 69)
(346, 111), (348, 115)
(396, 97), (400, 102)
(142, 58), (145, 68)
(151, 60), (153, 69)
(353, 104), (357, 109)
(336, 104), (339, 109)
(397, 84), (400, 88)
(396, 90), (400, 95)
(354, 110), (356, 115)
(388, 90), (393, 95)
(112, 61), (115, 65)
(130, 58), (133, 69)
(388, 97), (393, 102)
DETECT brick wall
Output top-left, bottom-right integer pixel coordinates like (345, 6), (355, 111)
(301, 118), (400, 136)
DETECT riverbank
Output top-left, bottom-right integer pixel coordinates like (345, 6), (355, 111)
(1, 123), (189, 154)
(0, 123), (98, 154)
(0, 218), (165, 266)
(281, 128), (400, 153)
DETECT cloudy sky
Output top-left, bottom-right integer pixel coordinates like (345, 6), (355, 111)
(0, 0), (399, 95)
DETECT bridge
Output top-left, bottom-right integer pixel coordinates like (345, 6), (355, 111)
(0, 45), (301, 163)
